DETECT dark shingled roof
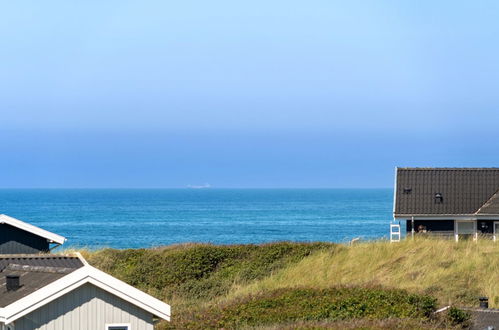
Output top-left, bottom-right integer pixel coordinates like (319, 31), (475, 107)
(394, 168), (499, 216)
(476, 190), (499, 214)
(465, 308), (499, 330)
(0, 254), (84, 307)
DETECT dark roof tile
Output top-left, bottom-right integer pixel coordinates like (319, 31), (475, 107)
(395, 168), (499, 216)
(476, 190), (499, 214)
(0, 254), (84, 307)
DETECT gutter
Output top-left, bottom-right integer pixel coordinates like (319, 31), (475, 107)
(394, 214), (499, 218)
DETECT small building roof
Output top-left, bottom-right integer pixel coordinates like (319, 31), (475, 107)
(0, 214), (66, 245)
(0, 253), (171, 324)
(0, 255), (84, 307)
(394, 168), (499, 216)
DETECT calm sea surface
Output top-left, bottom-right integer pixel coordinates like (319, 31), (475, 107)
(0, 189), (393, 249)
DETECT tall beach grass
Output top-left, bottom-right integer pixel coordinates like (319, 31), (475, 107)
(231, 237), (499, 307)
(79, 238), (492, 328)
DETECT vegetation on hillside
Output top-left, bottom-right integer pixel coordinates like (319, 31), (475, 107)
(82, 239), (483, 329)
(83, 242), (334, 307)
(237, 237), (498, 308)
(183, 287), (437, 329)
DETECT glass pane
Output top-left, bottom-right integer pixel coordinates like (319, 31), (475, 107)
(457, 222), (475, 234)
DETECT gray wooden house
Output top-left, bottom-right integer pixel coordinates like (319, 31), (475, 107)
(0, 215), (171, 330)
(394, 168), (499, 241)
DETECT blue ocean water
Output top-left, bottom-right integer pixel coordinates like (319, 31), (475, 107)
(0, 189), (393, 249)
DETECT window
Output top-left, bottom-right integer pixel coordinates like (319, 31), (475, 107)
(455, 221), (476, 241)
(457, 221), (475, 234)
(106, 324), (130, 330)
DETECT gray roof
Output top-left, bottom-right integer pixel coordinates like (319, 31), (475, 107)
(464, 308), (499, 330)
(0, 254), (84, 307)
(394, 168), (499, 216)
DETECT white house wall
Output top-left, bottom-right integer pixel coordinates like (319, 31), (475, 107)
(12, 283), (154, 330)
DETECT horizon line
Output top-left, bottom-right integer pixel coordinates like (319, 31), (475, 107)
(0, 187), (393, 190)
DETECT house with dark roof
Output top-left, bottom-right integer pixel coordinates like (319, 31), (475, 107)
(0, 215), (170, 330)
(0, 214), (66, 254)
(394, 168), (499, 241)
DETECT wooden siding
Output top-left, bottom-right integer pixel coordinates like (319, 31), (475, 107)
(13, 283), (154, 330)
(0, 224), (49, 254)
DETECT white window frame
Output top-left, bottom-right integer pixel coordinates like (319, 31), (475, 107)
(105, 324), (131, 330)
(494, 221), (499, 242)
(454, 220), (477, 242)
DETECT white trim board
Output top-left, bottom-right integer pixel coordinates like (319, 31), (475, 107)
(0, 264), (171, 324)
(106, 323), (131, 330)
(0, 214), (66, 245)
(392, 167), (398, 218)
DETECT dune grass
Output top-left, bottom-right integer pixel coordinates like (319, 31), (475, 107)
(82, 238), (491, 328)
(83, 242), (335, 309)
(232, 237), (499, 307)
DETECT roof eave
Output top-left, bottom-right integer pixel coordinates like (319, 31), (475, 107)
(394, 213), (499, 218)
(0, 214), (66, 245)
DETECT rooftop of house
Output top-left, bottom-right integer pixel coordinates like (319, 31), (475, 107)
(394, 167), (499, 216)
(0, 216), (171, 324)
(0, 254), (84, 307)
(0, 214), (66, 245)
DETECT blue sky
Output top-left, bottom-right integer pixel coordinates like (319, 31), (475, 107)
(2, 1), (499, 188)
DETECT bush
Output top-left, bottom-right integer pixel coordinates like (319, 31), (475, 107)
(168, 287), (437, 329)
(86, 242), (335, 301)
(447, 306), (470, 326)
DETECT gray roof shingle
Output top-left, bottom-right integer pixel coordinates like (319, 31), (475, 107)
(0, 254), (84, 307)
(395, 168), (499, 216)
(476, 190), (499, 214)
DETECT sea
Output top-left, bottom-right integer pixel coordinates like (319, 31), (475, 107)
(0, 189), (394, 249)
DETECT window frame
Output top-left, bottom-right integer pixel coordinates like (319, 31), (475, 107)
(454, 220), (477, 241)
(494, 221), (499, 241)
(105, 324), (131, 330)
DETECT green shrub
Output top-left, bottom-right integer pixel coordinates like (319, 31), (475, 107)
(447, 306), (470, 326)
(167, 287), (437, 329)
(86, 242), (335, 302)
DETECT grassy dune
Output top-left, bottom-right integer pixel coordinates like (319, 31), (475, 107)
(82, 238), (490, 329)
(234, 237), (499, 308)
(82, 242), (334, 309)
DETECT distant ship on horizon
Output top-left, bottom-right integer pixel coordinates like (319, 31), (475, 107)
(186, 183), (211, 189)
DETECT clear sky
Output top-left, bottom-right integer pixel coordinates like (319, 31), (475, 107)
(2, 1), (499, 188)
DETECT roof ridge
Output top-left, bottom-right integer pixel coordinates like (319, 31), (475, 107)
(5, 263), (76, 274)
(398, 167), (499, 170)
